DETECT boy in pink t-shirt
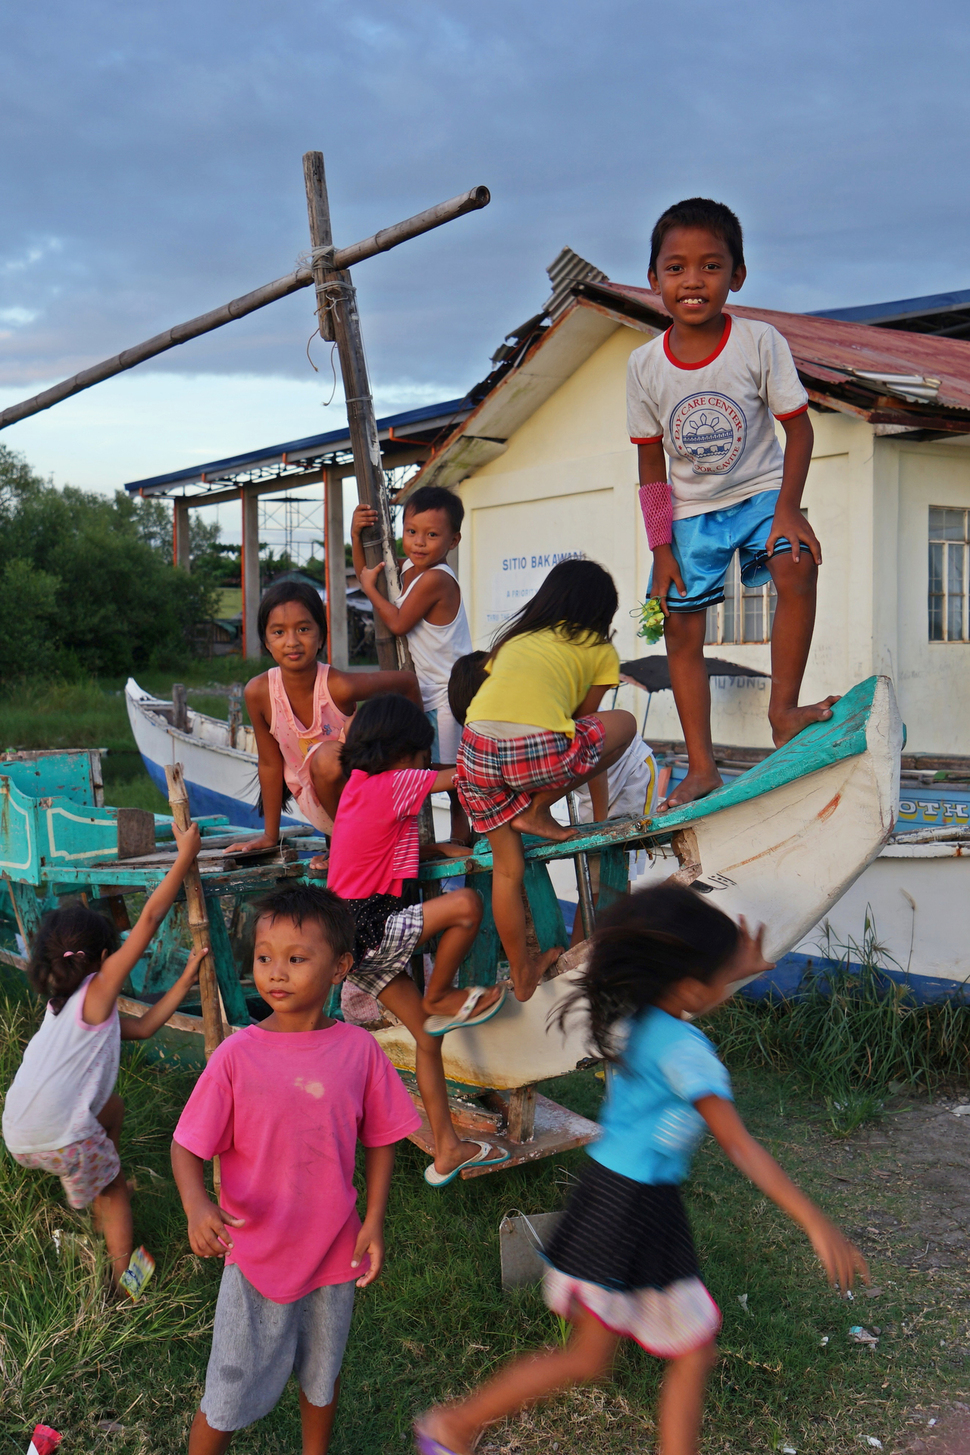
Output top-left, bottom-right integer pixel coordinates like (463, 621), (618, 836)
(171, 883), (420, 1455)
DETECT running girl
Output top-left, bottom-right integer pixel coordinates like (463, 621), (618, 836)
(327, 694), (508, 1185)
(456, 559), (637, 1000)
(3, 822), (205, 1287)
(231, 580), (423, 870)
(414, 884), (868, 1455)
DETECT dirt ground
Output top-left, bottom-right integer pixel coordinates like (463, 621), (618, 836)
(843, 1097), (970, 1453)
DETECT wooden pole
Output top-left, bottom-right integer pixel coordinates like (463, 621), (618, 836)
(303, 151), (412, 674)
(324, 466), (349, 670)
(0, 185), (489, 432)
(227, 682), (242, 750)
(164, 763), (224, 1060)
(240, 486), (261, 660)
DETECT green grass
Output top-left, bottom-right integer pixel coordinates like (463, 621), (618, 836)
(718, 914), (970, 1135)
(1, 975), (965, 1454)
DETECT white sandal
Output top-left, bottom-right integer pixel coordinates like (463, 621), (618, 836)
(423, 1140), (510, 1187)
(423, 985), (507, 1038)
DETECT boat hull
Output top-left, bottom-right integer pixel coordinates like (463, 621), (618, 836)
(377, 678), (903, 1087)
(125, 679), (308, 831)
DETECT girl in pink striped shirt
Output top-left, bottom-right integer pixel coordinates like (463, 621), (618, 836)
(327, 694), (508, 1186)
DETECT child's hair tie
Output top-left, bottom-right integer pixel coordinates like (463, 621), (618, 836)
(62, 950), (77, 958)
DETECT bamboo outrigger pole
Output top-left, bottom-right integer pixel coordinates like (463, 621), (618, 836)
(164, 763), (224, 1061)
(0, 183), (489, 432)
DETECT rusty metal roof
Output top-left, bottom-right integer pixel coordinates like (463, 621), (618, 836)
(581, 281), (970, 427)
(402, 271), (970, 498)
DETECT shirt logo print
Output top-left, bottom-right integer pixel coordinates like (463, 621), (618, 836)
(670, 393), (747, 475)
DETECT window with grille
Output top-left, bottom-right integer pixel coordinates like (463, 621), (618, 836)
(929, 507), (970, 642)
(705, 552), (777, 645)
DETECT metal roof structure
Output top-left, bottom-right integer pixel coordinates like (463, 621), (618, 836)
(584, 281), (970, 417)
(810, 288), (970, 340)
(123, 396), (474, 498)
(404, 275), (970, 496)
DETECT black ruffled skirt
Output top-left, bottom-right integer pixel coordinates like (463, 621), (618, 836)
(542, 1157), (720, 1357)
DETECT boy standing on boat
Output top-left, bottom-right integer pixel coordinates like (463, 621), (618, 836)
(172, 883), (420, 1455)
(630, 197), (837, 810)
(351, 485), (473, 843)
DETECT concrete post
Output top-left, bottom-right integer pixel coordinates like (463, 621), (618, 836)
(173, 498), (191, 570)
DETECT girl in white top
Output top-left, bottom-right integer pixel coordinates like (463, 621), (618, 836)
(3, 821), (204, 1287)
(352, 485), (473, 842)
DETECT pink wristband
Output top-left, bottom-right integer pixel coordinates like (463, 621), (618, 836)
(639, 480), (673, 551)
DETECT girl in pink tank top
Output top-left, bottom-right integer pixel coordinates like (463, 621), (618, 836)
(268, 661), (348, 834)
(232, 581), (427, 866)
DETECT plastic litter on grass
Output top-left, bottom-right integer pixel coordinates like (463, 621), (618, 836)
(27, 1428), (61, 1455)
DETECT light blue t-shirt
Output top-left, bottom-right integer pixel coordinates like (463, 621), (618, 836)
(590, 1006), (733, 1186)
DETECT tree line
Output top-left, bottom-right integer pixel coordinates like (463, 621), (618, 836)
(0, 446), (216, 679)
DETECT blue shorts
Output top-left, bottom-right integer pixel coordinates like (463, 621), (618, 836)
(652, 488), (791, 614)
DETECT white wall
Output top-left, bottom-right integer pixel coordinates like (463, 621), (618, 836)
(890, 440), (970, 753)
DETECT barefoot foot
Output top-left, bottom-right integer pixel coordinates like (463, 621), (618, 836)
(415, 1410), (477, 1455)
(770, 696), (840, 748)
(509, 804), (577, 841)
(657, 768), (722, 812)
(510, 946), (563, 1001)
(422, 984), (503, 1019)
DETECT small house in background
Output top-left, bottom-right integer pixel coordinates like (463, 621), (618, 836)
(403, 254), (970, 756)
(192, 617), (242, 658)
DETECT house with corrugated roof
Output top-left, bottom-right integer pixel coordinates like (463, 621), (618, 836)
(403, 253), (970, 756)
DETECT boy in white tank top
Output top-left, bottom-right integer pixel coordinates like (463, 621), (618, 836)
(352, 485), (473, 843)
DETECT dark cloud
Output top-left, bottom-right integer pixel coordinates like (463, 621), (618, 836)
(2, 0), (969, 398)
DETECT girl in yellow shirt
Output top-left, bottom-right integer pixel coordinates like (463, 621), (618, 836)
(456, 559), (636, 1000)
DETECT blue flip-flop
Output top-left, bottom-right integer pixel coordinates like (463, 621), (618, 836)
(423, 1140), (510, 1188)
(423, 985), (507, 1038)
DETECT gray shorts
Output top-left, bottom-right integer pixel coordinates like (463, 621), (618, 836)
(200, 1263), (355, 1431)
(346, 903), (424, 999)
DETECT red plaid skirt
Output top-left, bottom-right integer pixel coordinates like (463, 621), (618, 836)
(455, 716), (606, 833)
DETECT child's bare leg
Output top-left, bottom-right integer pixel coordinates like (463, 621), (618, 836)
(378, 974), (497, 1177)
(307, 743), (347, 869)
(767, 552), (839, 746)
(188, 1411), (232, 1454)
(92, 1170), (133, 1286)
(417, 1305), (619, 1455)
(510, 711), (637, 839)
(94, 1094), (132, 1284)
(299, 1380), (340, 1455)
(657, 1339), (718, 1455)
(488, 825), (562, 1001)
(448, 787), (471, 845)
(588, 770), (609, 824)
(418, 888), (498, 1018)
(662, 611), (721, 810)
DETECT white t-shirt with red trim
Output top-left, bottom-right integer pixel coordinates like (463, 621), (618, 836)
(626, 315), (809, 520)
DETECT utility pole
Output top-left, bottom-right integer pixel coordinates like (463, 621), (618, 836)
(303, 151), (410, 673)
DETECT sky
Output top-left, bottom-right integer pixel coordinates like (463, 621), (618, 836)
(3, 0), (970, 522)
